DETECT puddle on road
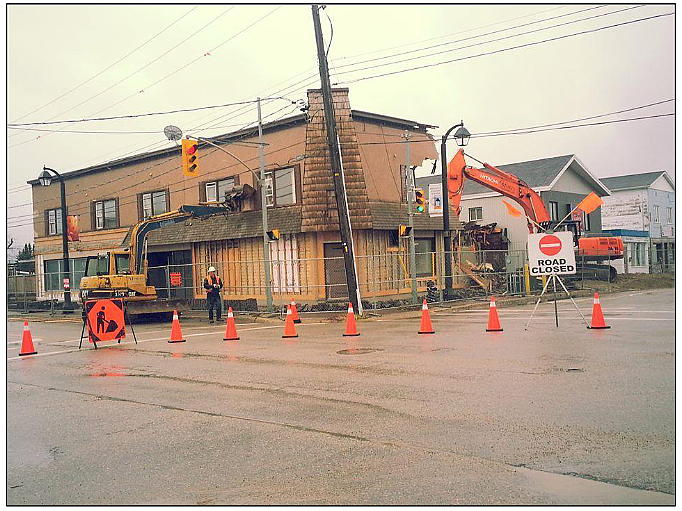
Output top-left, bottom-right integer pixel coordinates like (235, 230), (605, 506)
(336, 348), (382, 355)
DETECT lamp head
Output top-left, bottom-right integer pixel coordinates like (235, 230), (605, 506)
(454, 123), (471, 147)
(38, 169), (52, 187)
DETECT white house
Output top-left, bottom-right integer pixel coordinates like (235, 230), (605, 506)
(601, 171), (675, 274)
(416, 154), (611, 259)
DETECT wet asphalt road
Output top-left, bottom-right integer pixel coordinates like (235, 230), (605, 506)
(7, 289), (675, 505)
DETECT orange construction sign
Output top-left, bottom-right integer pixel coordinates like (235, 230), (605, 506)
(85, 299), (126, 344)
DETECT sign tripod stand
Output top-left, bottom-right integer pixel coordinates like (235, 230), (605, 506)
(524, 273), (589, 330)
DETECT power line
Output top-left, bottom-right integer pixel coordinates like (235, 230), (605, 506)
(6, 110), (673, 228)
(9, 6), (197, 123)
(334, 4), (572, 61)
(7, 104), (304, 217)
(333, 5), (646, 77)
(333, 4), (610, 71)
(335, 11), (674, 85)
(89, 6), (282, 118)
(7, 97), (296, 127)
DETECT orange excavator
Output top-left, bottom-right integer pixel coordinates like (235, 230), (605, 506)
(447, 149), (623, 278)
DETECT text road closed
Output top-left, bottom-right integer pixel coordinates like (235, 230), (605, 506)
(527, 231), (576, 275)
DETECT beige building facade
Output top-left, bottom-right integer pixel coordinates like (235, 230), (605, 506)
(31, 89), (460, 305)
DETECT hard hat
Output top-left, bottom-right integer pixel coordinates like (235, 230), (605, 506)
(208, 266), (216, 273)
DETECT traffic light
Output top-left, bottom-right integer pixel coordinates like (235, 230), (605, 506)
(398, 224), (412, 237)
(182, 138), (199, 177)
(414, 188), (426, 213)
(266, 229), (280, 241)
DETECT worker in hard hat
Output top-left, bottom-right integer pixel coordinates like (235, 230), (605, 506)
(203, 266), (224, 323)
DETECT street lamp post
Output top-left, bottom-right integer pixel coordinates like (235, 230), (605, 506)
(439, 121), (471, 296)
(38, 166), (74, 312)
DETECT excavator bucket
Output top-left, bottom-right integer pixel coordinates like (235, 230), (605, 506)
(447, 149), (467, 216)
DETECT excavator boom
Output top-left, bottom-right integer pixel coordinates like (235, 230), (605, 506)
(447, 149), (550, 232)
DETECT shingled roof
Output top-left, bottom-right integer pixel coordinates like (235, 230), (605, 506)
(123, 206), (303, 247)
(600, 171), (674, 191)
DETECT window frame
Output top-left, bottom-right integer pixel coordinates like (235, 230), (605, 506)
(653, 205), (660, 223)
(202, 176), (238, 203)
(45, 207), (63, 236)
(139, 189), (170, 220)
(468, 206), (483, 222)
(414, 237), (436, 277)
(262, 165), (300, 208)
(549, 201), (559, 222)
(667, 207), (673, 224)
(93, 198), (119, 230)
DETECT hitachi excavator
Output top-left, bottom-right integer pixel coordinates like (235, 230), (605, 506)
(447, 149), (623, 280)
(79, 204), (229, 315)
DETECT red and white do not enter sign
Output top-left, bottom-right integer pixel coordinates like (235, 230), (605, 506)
(527, 231), (577, 275)
(539, 234), (562, 256)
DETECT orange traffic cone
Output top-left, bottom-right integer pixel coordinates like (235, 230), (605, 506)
(19, 321), (37, 356)
(282, 305), (298, 338)
(290, 299), (301, 324)
(588, 292), (611, 329)
(486, 296), (503, 332)
(418, 299), (435, 334)
(168, 310), (186, 343)
(343, 302), (360, 337)
(223, 307), (240, 341)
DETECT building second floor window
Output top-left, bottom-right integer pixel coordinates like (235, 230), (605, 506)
(264, 167), (296, 207)
(653, 205), (660, 223)
(141, 190), (168, 219)
(468, 207), (483, 222)
(582, 211), (591, 231)
(205, 177), (236, 203)
(46, 208), (62, 236)
(667, 207), (673, 224)
(93, 199), (118, 230)
(549, 201), (559, 221)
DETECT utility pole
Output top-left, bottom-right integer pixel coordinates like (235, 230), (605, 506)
(311, 5), (362, 314)
(258, 98), (274, 312)
(404, 131), (418, 303)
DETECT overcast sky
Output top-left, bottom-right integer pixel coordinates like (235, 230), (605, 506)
(6, 3), (675, 254)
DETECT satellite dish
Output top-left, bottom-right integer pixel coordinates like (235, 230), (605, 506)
(163, 125), (183, 142)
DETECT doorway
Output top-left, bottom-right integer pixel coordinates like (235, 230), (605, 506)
(323, 242), (348, 300)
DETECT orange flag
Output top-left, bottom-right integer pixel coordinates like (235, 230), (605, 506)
(576, 192), (603, 214)
(502, 199), (522, 218)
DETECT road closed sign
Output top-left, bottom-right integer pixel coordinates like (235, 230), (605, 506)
(527, 231), (576, 275)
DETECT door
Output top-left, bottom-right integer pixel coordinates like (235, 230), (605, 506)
(324, 243), (348, 300)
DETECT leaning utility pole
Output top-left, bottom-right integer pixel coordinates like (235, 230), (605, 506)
(403, 131), (418, 304)
(311, 5), (362, 314)
(257, 98), (274, 312)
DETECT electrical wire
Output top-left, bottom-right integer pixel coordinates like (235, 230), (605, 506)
(335, 11), (674, 85)
(9, 6), (198, 123)
(332, 4), (610, 71)
(333, 5), (647, 77)
(7, 104), (305, 220)
(6, 107), (672, 226)
(7, 98), (293, 127)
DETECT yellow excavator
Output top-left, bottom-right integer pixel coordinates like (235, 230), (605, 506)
(79, 204), (229, 315)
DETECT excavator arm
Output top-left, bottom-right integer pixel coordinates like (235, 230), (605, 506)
(447, 149), (550, 233)
(128, 205), (228, 274)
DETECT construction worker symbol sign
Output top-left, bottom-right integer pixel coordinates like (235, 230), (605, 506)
(527, 231), (576, 275)
(85, 299), (126, 344)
